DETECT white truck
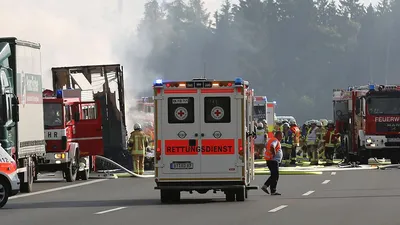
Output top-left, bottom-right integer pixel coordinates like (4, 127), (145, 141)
(0, 37), (46, 193)
(153, 77), (258, 203)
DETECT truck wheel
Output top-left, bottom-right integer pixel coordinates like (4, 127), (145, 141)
(225, 191), (235, 202)
(20, 157), (34, 193)
(236, 187), (246, 201)
(0, 177), (10, 208)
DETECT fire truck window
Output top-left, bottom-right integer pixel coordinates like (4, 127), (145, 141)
(64, 105), (71, 122)
(168, 97), (194, 124)
(81, 105), (97, 120)
(367, 97), (400, 115)
(43, 103), (63, 127)
(204, 97), (231, 123)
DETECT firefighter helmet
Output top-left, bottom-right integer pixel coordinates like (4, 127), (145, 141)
(289, 120), (297, 126)
(282, 122), (290, 129)
(257, 122), (264, 129)
(327, 120), (335, 128)
(134, 123), (142, 130)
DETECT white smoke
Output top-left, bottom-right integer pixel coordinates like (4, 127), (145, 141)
(0, 0), (241, 133)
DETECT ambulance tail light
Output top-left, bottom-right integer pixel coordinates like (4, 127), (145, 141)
(156, 147), (161, 161)
(10, 161), (17, 171)
(238, 139), (244, 156)
(156, 140), (162, 161)
(239, 146), (244, 156)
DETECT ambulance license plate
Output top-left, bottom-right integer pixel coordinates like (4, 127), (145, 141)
(170, 161), (193, 169)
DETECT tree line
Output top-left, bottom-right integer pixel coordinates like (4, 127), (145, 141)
(128, 0), (399, 124)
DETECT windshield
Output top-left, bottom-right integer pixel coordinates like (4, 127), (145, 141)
(367, 97), (400, 115)
(43, 103), (63, 127)
(254, 105), (266, 115)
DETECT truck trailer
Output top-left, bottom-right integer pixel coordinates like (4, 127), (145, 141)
(0, 37), (46, 193)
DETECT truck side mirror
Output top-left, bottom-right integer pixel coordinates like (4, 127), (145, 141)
(74, 112), (80, 121)
(12, 96), (19, 122)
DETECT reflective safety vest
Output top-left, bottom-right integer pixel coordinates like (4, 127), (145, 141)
(324, 130), (339, 147)
(264, 137), (281, 161)
(281, 131), (292, 148)
(254, 128), (266, 144)
(128, 130), (149, 155)
(290, 126), (300, 145)
(306, 127), (318, 145)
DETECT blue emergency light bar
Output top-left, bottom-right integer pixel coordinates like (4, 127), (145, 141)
(56, 89), (63, 98)
(369, 84), (375, 90)
(234, 77), (243, 85)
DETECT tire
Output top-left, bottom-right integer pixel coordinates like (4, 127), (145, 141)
(225, 191), (235, 202)
(79, 169), (90, 180)
(65, 151), (79, 182)
(0, 177), (10, 208)
(236, 187), (246, 202)
(64, 162), (77, 182)
(20, 157), (34, 193)
(245, 188), (248, 199)
(160, 190), (180, 203)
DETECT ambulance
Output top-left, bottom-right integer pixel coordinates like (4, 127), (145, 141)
(153, 77), (258, 203)
(0, 145), (20, 208)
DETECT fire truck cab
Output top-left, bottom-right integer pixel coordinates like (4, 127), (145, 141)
(38, 89), (104, 182)
(333, 84), (400, 164)
(153, 77), (257, 203)
(254, 96), (267, 122)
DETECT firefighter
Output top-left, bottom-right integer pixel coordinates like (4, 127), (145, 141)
(274, 120), (282, 133)
(306, 120), (319, 165)
(254, 122), (267, 159)
(289, 120), (301, 165)
(324, 121), (339, 165)
(281, 122), (291, 166)
(316, 121), (327, 162)
(143, 122), (155, 150)
(128, 123), (149, 175)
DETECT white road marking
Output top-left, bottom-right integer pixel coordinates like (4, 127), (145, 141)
(302, 190), (315, 196)
(331, 172), (336, 175)
(9, 179), (106, 200)
(95, 207), (127, 215)
(322, 180), (330, 184)
(268, 205), (288, 213)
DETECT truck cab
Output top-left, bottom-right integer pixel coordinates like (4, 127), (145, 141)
(38, 89), (104, 181)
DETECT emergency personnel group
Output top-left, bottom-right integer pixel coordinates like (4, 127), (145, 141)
(127, 118), (340, 175)
(254, 119), (340, 166)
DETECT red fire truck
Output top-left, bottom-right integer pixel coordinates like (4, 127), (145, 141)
(38, 89), (104, 182)
(333, 84), (400, 164)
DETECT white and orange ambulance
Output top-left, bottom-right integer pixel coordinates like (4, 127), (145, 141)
(152, 77), (258, 203)
(0, 145), (20, 208)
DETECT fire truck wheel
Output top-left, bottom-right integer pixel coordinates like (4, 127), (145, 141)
(0, 177), (10, 208)
(64, 161), (78, 182)
(225, 191), (235, 202)
(236, 187), (246, 201)
(79, 169), (90, 180)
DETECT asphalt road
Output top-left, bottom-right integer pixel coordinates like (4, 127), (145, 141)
(1, 168), (400, 225)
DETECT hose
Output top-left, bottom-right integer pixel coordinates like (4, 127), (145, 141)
(95, 155), (154, 178)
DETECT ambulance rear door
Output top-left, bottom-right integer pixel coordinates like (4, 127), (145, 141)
(199, 87), (241, 175)
(160, 89), (201, 174)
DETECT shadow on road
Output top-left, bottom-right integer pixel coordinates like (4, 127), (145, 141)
(6, 198), (225, 209)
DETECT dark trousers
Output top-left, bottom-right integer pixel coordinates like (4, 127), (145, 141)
(264, 160), (279, 193)
(325, 147), (334, 160)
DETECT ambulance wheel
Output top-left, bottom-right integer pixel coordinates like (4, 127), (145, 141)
(0, 177), (10, 208)
(225, 191), (235, 202)
(160, 190), (180, 203)
(236, 187), (246, 202)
